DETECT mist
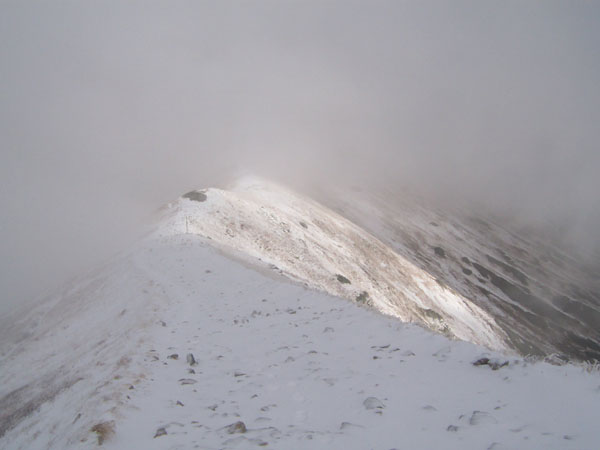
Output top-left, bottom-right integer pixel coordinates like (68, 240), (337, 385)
(1, 1), (599, 315)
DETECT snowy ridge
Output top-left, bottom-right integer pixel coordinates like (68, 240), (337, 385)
(1, 178), (600, 449)
(1, 231), (599, 449)
(165, 177), (508, 351)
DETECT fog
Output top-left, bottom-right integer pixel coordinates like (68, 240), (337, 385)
(1, 1), (599, 315)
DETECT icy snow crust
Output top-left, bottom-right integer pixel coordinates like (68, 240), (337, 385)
(1, 179), (599, 448)
(172, 177), (507, 351)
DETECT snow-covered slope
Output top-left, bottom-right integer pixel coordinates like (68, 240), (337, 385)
(169, 177), (507, 351)
(312, 185), (600, 362)
(1, 228), (600, 449)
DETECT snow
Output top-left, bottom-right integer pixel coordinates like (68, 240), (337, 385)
(313, 183), (600, 361)
(168, 177), (508, 351)
(1, 180), (600, 449)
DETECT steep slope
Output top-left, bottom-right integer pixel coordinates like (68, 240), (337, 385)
(314, 185), (600, 362)
(2, 226), (599, 449)
(171, 177), (508, 351)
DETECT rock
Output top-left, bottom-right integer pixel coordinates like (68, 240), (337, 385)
(473, 357), (490, 366)
(433, 246), (446, 258)
(186, 353), (197, 366)
(489, 359), (509, 370)
(356, 291), (370, 304)
(182, 190), (207, 202)
(472, 357), (509, 370)
(225, 421), (247, 434)
(178, 378), (197, 385)
(154, 427), (167, 438)
(447, 425), (459, 432)
(176, 400), (184, 406)
(363, 397), (385, 410)
(167, 354), (179, 360)
(336, 274), (351, 284)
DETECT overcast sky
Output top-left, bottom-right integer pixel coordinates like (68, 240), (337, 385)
(1, 1), (599, 315)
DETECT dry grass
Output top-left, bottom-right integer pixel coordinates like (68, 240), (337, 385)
(91, 421), (115, 445)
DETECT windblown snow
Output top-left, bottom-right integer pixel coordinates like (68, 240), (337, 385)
(0, 178), (599, 449)
(173, 177), (507, 351)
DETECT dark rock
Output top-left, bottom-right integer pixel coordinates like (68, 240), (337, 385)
(356, 291), (370, 304)
(154, 427), (167, 438)
(336, 274), (351, 284)
(178, 378), (197, 385)
(182, 190), (207, 202)
(433, 246), (446, 258)
(167, 354), (179, 360)
(186, 353), (197, 366)
(472, 357), (509, 370)
(447, 425), (459, 432)
(473, 357), (490, 366)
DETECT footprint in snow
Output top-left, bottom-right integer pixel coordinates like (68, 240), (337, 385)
(432, 346), (452, 359)
(469, 411), (498, 426)
(340, 422), (365, 430)
(254, 417), (272, 423)
(363, 397), (385, 411)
